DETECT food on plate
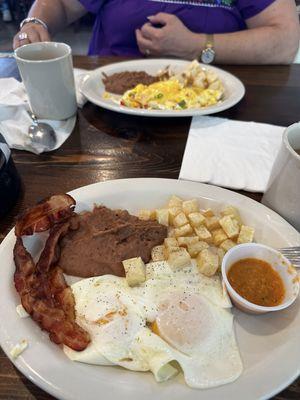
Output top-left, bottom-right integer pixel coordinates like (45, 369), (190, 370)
(13, 195), (166, 350)
(64, 260), (242, 388)
(10, 339), (28, 359)
(122, 256), (146, 286)
(12, 192), (261, 388)
(13, 195), (90, 351)
(227, 258), (285, 307)
(102, 71), (158, 95)
(59, 206), (167, 278)
(103, 60), (225, 110)
(16, 304), (29, 318)
(140, 195), (255, 276)
(15, 193), (75, 237)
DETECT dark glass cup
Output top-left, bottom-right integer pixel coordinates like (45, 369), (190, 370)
(0, 133), (21, 219)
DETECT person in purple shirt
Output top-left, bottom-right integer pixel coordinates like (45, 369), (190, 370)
(14, 0), (299, 64)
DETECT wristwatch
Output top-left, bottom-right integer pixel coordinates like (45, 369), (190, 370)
(200, 34), (215, 64)
(20, 17), (48, 31)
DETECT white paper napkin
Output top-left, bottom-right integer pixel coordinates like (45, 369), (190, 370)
(179, 116), (285, 193)
(0, 68), (90, 154)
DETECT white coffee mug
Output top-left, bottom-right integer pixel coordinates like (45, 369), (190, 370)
(14, 42), (77, 120)
(262, 122), (300, 231)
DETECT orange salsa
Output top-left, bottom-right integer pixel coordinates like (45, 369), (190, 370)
(227, 258), (285, 307)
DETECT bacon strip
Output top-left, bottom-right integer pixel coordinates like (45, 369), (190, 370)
(14, 237), (90, 351)
(15, 194), (76, 237)
(36, 222), (70, 273)
(13, 194), (90, 351)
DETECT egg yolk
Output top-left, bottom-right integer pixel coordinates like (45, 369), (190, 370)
(154, 293), (213, 356)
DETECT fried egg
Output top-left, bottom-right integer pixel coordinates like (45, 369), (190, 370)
(64, 261), (242, 388)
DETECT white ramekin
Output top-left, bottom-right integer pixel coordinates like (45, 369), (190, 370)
(221, 243), (299, 314)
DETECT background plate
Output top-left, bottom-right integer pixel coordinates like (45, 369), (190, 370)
(80, 59), (245, 117)
(0, 178), (299, 400)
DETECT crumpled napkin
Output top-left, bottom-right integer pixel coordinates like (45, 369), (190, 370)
(0, 68), (89, 154)
(179, 116), (285, 193)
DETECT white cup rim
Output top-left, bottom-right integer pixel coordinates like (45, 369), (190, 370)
(221, 243), (299, 313)
(14, 41), (72, 64)
(283, 122), (300, 162)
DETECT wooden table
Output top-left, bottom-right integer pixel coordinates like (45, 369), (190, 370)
(0, 56), (299, 399)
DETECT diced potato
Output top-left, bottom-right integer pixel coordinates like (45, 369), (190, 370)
(194, 225), (212, 242)
(167, 227), (176, 238)
(138, 209), (155, 221)
(220, 239), (236, 252)
(164, 245), (181, 258)
(187, 241), (209, 257)
(164, 237), (179, 249)
(182, 199), (199, 215)
(196, 249), (219, 277)
(167, 248), (191, 270)
(205, 216), (220, 231)
(202, 208), (214, 217)
(173, 212), (189, 228)
(168, 207), (182, 224)
(219, 216), (240, 239)
(188, 212), (205, 227)
(237, 225), (255, 244)
(151, 245), (166, 262)
(122, 257), (146, 286)
(177, 236), (199, 247)
(209, 246), (225, 269)
(174, 223), (193, 237)
(212, 228), (228, 246)
(168, 195), (183, 208)
(221, 205), (242, 225)
(156, 208), (169, 226)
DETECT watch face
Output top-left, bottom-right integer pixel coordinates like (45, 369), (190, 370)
(201, 48), (215, 64)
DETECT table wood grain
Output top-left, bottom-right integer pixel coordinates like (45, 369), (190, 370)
(0, 56), (299, 400)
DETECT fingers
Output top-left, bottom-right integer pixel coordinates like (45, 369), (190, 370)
(135, 29), (156, 55)
(26, 27), (41, 43)
(13, 34), (29, 50)
(147, 12), (173, 25)
(38, 26), (51, 42)
(140, 22), (161, 40)
(13, 24), (51, 50)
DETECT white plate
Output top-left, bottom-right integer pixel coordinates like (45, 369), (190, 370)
(80, 59), (245, 117)
(0, 178), (299, 400)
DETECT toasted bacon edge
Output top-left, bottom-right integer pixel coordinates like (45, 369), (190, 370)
(15, 194), (76, 237)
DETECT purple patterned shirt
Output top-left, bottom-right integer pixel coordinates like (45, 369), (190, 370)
(79, 0), (276, 56)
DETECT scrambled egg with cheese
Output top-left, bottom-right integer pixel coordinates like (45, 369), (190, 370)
(120, 60), (224, 111)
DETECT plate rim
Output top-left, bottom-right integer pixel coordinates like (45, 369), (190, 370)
(0, 177), (299, 400)
(80, 58), (246, 117)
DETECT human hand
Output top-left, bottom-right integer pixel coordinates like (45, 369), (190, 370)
(13, 23), (51, 50)
(136, 13), (199, 59)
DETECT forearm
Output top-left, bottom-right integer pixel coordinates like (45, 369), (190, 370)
(189, 25), (299, 65)
(27, 0), (86, 35)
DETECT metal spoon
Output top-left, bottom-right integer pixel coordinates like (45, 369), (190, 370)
(27, 111), (56, 151)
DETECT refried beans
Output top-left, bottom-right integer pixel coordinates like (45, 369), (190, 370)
(58, 205), (167, 278)
(102, 71), (158, 95)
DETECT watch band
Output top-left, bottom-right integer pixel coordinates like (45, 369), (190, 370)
(20, 17), (48, 31)
(205, 34), (214, 50)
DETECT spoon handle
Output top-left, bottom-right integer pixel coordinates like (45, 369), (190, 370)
(27, 111), (38, 125)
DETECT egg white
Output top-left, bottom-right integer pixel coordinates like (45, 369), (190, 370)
(63, 261), (242, 388)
